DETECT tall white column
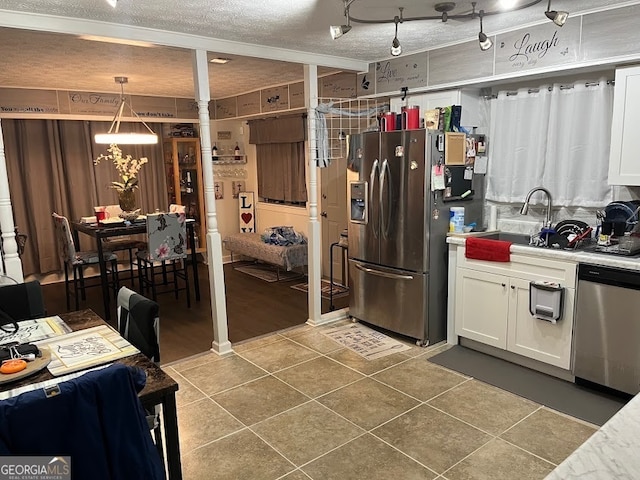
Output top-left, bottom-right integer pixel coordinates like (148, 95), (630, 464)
(304, 65), (322, 325)
(0, 120), (23, 282)
(192, 50), (232, 355)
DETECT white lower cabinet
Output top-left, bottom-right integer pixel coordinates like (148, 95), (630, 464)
(454, 258), (576, 370)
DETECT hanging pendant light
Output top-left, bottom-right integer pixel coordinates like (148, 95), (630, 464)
(94, 76), (158, 145)
(390, 10), (403, 57)
(545, 0), (568, 26)
(478, 10), (493, 51)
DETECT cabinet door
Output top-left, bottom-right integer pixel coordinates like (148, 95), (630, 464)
(609, 66), (640, 185)
(454, 268), (509, 349)
(506, 278), (574, 370)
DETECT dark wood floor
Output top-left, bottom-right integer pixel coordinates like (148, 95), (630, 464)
(40, 262), (348, 364)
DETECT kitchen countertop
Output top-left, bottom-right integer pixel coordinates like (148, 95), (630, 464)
(545, 392), (640, 479)
(447, 234), (640, 271)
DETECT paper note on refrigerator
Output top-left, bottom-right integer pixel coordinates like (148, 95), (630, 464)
(431, 165), (445, 191)
(474, 156), (488, 174)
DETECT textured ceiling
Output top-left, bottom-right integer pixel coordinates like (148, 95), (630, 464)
(0, 0), (635, 99)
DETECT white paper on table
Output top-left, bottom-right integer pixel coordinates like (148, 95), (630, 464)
(474, 156), (488, 174)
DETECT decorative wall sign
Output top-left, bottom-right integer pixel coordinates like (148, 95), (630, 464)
(231, 180), (246, 198)
(67, 91), (121, 115)
(238, 192), (255, 232)
(289, 82), (305, 109)
(357, 63), (376, 97)
(320, 73), (357, 98)
(215, 97), (237, 119)
(0, 88), (60, 114)
(495, 21), (580, 75)
(261, 85), (290, 112)
(176, 97), (199, 119)
(214, 181), (224, 200)
(131, 95), (176, 119)
(217, 130), (232, 140)
(375, 52), (428, 94)
(237, 91), (261, 117)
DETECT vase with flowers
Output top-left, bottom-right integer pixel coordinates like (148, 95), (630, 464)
(95, 144), (148, 219)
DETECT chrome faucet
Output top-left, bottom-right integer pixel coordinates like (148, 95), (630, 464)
(520, 187), (553, 228)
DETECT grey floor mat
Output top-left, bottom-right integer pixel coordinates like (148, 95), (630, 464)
(428, 345), (628, 426)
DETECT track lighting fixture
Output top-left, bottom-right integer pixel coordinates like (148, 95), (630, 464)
(545, 0), (568, 26)
(329, 0), (570, 55)
(390, 9), (403, 57)
(478, 10), (493, 51)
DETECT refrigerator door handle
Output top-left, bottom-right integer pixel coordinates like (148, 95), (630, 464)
(369, 159), (380, 237)
(354, 263), (414, 280)
(379, 158), (391, 239)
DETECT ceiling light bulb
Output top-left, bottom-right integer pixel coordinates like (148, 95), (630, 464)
(105, 0), (117, 7)
(391, 37), (402, 56)
(330, 24), (351, 40)
(479, 32), (493, 51)
(545, 0), (568, 26)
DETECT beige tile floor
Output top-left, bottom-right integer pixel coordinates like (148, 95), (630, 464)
(163, 323), (598, 480)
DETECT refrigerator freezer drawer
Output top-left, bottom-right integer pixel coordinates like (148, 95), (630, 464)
(348, 259), (427, 342)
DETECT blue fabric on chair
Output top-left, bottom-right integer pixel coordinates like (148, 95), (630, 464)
(0, 364), (165, 480)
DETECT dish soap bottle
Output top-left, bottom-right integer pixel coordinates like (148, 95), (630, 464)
(212, 143), (218, 161)
(234, 142), (241, 161)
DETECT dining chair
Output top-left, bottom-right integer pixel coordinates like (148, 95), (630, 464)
(52, 212), (120, 311)
(136, 212), (191, 307)
(101, 204), (146, 284)
(116, 286), (164, 460)
(0, 279), (46, 322)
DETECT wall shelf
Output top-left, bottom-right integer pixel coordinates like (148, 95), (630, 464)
(212, 158), (247, 165)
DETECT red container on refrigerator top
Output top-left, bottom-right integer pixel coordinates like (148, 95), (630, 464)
(402, 106), (420, 130)
(380, 112), (398, 131)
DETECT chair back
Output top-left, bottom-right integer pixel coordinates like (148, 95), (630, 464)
(117, 287), (160, 363)
(104, 204), (123, 219)
(0, 280), (46, 322)
(145, 212), (187, 261)
(52, 212), (77, 265)
(169, 204), (186, 214)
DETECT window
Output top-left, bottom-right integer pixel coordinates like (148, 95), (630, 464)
(249, 115), (307, 207)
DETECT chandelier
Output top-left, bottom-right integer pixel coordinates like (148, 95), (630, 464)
(94, 76), (159, 145)
(330, 0), (569, 56)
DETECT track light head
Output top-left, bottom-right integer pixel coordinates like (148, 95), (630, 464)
(105, 0), (117, 7)
(478, 10), (493, 51)
(390, 14), (402, 56)
(330, 24), (352, 39)
(545, 0), (568, 26)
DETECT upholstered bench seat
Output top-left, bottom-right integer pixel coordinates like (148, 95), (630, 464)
(223, 233), (308, 271)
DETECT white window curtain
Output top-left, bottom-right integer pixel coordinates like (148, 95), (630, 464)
(486, 79), (614, 207)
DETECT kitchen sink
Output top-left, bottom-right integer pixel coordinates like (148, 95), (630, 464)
(483, 232), (533, 245)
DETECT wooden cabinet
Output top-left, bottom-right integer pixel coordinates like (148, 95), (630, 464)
(453, 249), (576, 370)
(609, 65), (640, 185)
(163, 137), (205, 248)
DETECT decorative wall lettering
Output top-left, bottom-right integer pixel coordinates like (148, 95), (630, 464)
(215, 97), (238, 119)
(261, 85), (289, 112)
(495, 21), (579, 74)
(320, 73), (357, 98)
(374, 53), (427, 94)
(237, 91), (261, 116)
(238, 192), (255, 232)
(289, 82), (305, 109)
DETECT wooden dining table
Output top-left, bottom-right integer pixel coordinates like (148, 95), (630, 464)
(0, 309), (183, 479)
(71, 218), (201, 321)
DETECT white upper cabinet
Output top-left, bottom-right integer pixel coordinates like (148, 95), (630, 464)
(608, 66), (640, 185)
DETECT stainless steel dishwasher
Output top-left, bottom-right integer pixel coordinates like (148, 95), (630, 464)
(573, 263), (640, 395)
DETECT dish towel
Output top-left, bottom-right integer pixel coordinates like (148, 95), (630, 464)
(465, 237), (512, 262)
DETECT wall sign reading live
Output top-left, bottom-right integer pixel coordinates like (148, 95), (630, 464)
(494, 21), (580, 74)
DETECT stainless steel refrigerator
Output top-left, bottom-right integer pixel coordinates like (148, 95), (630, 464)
(347, 129), (483, 345)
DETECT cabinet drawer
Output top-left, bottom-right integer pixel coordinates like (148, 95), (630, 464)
(457, 247), (577, 287)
